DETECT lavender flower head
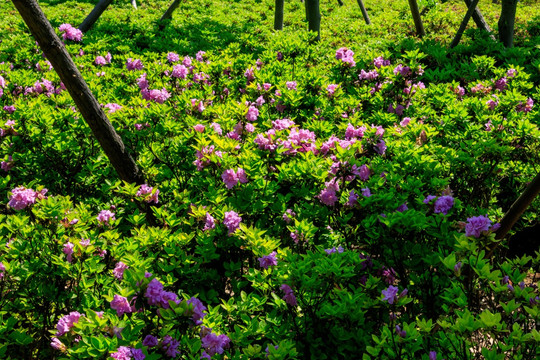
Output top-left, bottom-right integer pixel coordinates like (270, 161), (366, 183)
(58, 23), (83, 42)
(246, 106), (259, 122)
(8, 186), (37, 210)
(63, 242), (74, 263)
(110, 346), (132, 360)
(203, 212), (216, 232)
(282, 209), (296, 224)
(465, 215), (492, 238)
(50, 337), (67, 352)
(258, 251), (278, 269)
(143, 335), (159, 347)
(223, 211), (242, 234)
(110, 295), (133, 317)
(335, 47), (355, 67)
(434, 195), (454, 215)
(280, 284), (297, 306)
(56, 311), (82, 336)
(381, 285), (399, 304)
(162, 335), (180, 357)
(113, 262), (129, 280)
(201, 333), (230, 356)
(136, 184), (159, 204)
(325, 246), (344, 255)
(187, 297), (207, 325)
(97, 210), (115, 225)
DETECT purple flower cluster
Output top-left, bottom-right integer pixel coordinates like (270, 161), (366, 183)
(258, 251), (278, 269)
(145, 278), (180, 309)
(345, 123), (366, 139)
(373, 56), (391, 68)
(393, 64), (411, 77)
(143, 335), (159, 347)
(141, 88), (171, 104)
(335, 47), (355, 67)
(95, 53), (112, 66)
(516, 97), (534, 113)
(280, 284), (297, 306)
(111, 346), (133, 360)
(187, 297), (207, 325)
(326, 84), (339, 95)
(346, 190), (358, 207)
(246, 105), (259, 121)
(97, 209), (115, 225)
(50, 337), (67, 352)
(494, 77), (508, 91)
(351, 164), (370, 181)
(56, 311), (82, 336)
(465, 215), (499, 238)
(193, 145), (222, 170)
(58, 23), (83, 42)
(201, 331), (231, 357)
(283, 128), (317, 154)
(167, 52), (180, 63)
(325, 246), (344, 255)
(223, 211), (242, 234)
(8, 186), (38, 210)
(286, 81), (297, 90)
(113, 262), (129, 280)
(171, 64), (188, 79)
(318, 178), (340, 206)
(359, 69), (378, 80)
(272, 118), (295, 131)
(0, 262), (5, 279)
(136, 184), (159, 204)
(221, 168), (248, 189)
(374, 139), (387, 155)
(282, 209), (296, 224)
(203, 212), (216, 231)
(24, 78), (64, 97)
(161, 335), (180, 357)
(104, 103), (122, 113)
(63, 242), (74, 263)
(126, 58), (144, 71)
(110, 294), (133, 316)
(381, 285), (407, 304)
(424, 195), (455, 215)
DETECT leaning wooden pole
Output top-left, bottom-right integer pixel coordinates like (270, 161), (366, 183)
(305, 0), (321, 41)
(450, 0), (481, 48)
(274, 0), (285, 30)
(356, 0), (371, 25)
(464, 0), (496, 41)
(485, 170), (540, 259)
(408, 0), (425, 37)
(498, 0), (519, 48)
(78, 0), (114, 33)
(495, 171), (540, 241)
(160, 0), (182, 22)
(12, 0), (146, 186)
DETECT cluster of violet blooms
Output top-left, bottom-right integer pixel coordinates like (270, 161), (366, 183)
(58, 23), (83, 42)
(136, 184), (160, 204)
(7, 186), (47, 210)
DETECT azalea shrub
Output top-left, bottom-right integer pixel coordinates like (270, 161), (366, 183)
(0, 0), (540, 359)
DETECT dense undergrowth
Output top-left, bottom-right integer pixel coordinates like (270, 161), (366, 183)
(0, 0), (539, 359)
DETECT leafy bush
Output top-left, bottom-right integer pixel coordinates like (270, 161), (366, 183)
(0, 0), (539, 359)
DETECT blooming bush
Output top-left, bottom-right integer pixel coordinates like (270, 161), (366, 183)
(0, 0), (539, 359)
